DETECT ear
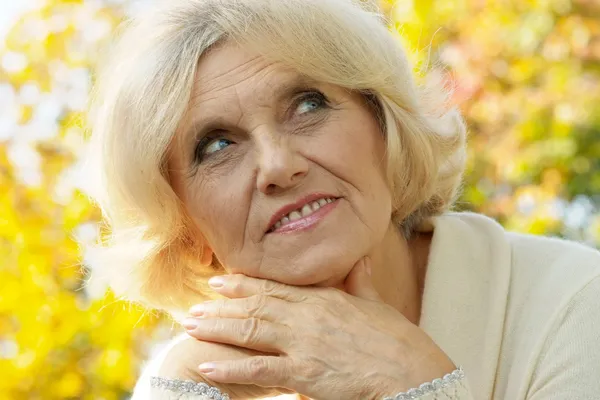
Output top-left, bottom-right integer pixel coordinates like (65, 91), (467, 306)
(199, 241), (214, 267)
(186, 223), (215, 268)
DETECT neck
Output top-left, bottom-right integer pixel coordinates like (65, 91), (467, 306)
(369, 222), (431, 325)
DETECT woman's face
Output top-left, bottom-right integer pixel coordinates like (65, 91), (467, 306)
(170, 42), (393, 288)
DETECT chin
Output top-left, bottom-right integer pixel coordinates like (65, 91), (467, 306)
(271, 253), (355, 288)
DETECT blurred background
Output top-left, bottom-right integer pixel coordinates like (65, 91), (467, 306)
(1, 0), (599, 398)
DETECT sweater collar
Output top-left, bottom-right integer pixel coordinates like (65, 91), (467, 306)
(418, 213), (512, 399)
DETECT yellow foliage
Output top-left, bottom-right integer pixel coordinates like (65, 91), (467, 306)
(0, 0), (598, 398)
(0, 1), (169, 399)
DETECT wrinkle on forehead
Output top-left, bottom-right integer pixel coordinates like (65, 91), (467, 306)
(191, 44), (280, 105)
(195, 57), (266, 99)
(182, 44), (327, 143)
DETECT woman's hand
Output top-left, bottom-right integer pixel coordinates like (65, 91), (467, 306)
(183, 258), (456, 400)
(157, 336), (293, 399)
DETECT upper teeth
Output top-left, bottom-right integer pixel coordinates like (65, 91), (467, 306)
(272, 198), (335, 230)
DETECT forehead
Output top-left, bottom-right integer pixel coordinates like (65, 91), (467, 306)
(176, 43), (328, 148)
(192, 43), (300, 104)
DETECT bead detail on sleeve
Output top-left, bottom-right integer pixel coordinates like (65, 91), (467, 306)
(383, 367), (466, 399)
(150, 377), (230, 400)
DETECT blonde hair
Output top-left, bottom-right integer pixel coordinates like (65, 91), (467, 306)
(84, 0), (467, 316)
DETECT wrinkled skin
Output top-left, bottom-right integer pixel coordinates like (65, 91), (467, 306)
(164, 42), (454, 399)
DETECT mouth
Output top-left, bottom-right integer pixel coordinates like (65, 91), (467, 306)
(267, 195), (339, 234)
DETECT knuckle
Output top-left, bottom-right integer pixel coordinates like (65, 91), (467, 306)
(283, 324), (297, 346)
(296, 359), (320, 380)
(247, 357), (269, 379)
(244, 295), (267, 317)
(261, 279), (279, 295)
(215, 319), (229, 333)
(241, 317), (261, 346)
(212, 299), (226, 318)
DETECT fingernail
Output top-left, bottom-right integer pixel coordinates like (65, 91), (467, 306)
(198, 362), (216, 374)
(183, 318), (199, 330)
(208, 276), (225, 288)
(366, 264), (372, 276)
(189, 304), (205, 317)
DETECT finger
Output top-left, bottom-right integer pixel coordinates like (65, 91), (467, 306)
(344, 257), (382, 301)
(183, 317), (291, 353)
(198, 356), (289, 388)
(189, 295), (291, 323)
(208, 274), (309, 302)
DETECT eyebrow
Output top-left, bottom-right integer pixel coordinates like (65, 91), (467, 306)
(185, 75), (323, 142)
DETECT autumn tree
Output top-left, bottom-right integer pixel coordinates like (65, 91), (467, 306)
(0, 2), (166, 399)
(381, 0), (600, 244)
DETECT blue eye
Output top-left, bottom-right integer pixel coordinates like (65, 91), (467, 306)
(204, 138), (232, 155)
(195, 137), (233, 163)
(295, 92), (328, 115)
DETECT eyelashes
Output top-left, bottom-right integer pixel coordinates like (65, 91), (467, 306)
(194, 135), (232, 164)
(290, 90), (330, 118)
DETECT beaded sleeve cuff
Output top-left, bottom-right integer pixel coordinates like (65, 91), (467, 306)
(150, 377), (230, 400)
(383, 367), (466, 400)
(150, 367), (466, 400)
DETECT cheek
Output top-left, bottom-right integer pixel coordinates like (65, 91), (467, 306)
(317, 114), (390, 200)
(184, 174), (251, 266)
(314, 113), (392, 229)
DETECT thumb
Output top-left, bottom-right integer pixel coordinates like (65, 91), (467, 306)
(344, 257), (382, 301)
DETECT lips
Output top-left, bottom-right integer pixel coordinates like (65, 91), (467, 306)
(266, 193), (338, 234)
(270, 197), (336, 231)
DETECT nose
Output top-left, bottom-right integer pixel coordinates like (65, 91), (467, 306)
(255, 132), (308, 195)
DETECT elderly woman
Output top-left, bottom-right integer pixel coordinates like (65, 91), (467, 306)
(84, 0), (600, 399)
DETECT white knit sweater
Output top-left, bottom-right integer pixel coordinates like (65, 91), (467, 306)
(131, 212), (600, 399)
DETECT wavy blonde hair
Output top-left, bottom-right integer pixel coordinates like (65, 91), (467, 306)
(84, 0), (467, 316)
